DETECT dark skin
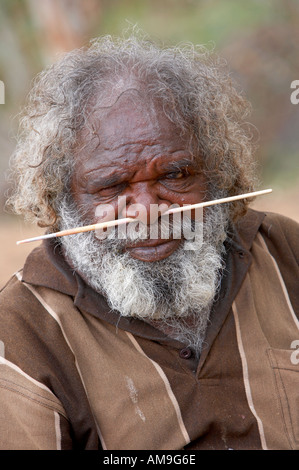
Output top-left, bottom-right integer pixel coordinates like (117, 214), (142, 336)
(71, 91), (207, 262)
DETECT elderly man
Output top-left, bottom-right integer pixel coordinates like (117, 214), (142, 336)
(1, 33), (298, 451)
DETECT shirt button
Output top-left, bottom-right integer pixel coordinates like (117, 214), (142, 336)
(179, 347), (192, 359)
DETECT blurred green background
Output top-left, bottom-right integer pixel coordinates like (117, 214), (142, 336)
(0, 0), (298, 286)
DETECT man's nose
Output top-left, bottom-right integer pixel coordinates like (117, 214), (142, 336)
(122, 183), (169, 225)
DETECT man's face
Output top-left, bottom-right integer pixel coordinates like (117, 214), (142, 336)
(71, 91), (207, 262)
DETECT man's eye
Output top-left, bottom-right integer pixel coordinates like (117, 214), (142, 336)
(159, 168), (195, 192)
(165, 171), (185, 180)
(98, 184), (125, 197)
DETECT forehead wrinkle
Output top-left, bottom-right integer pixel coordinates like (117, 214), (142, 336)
(101, 139), (159, 153)
(79, 139), (194, 178)
(83, 148), (194, 180)
(83, 165), (130, 181)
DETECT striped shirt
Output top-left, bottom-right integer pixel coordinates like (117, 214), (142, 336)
(0, 209), (298, 450)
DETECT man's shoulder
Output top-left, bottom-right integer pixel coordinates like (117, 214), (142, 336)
(237, 208), (298, 255)
(239, 209), (299, 318)
(261, 210), (299, 229)
(259, 210), (299, 261)
(0, 271), (45, 326)
(0, 271), (29, 308)
(0, 269), (66, 331)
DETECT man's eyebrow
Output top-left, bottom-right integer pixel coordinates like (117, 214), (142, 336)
(161, 158), (196, 172)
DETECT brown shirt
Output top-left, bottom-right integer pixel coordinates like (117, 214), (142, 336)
(0, 209), (298, 450)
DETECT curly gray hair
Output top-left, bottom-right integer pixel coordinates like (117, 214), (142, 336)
(7, 32), (257, 229)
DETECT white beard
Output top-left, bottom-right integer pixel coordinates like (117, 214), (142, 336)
(58, 199), (229, 356)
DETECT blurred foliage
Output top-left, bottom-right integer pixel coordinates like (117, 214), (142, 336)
(0, 0), (298, 209)
(100, 0), (277, 44)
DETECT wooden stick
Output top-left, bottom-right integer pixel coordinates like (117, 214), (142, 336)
(16, 217), (135, 245)
(16, 188), (272, 245)
(164, 188), (272, 215)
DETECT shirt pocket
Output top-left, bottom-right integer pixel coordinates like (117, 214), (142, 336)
(267, 348), (299, 449)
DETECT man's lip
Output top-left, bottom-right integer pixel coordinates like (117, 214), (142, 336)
(125, 238), (181, 262)
(125, 237), (175, 249)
